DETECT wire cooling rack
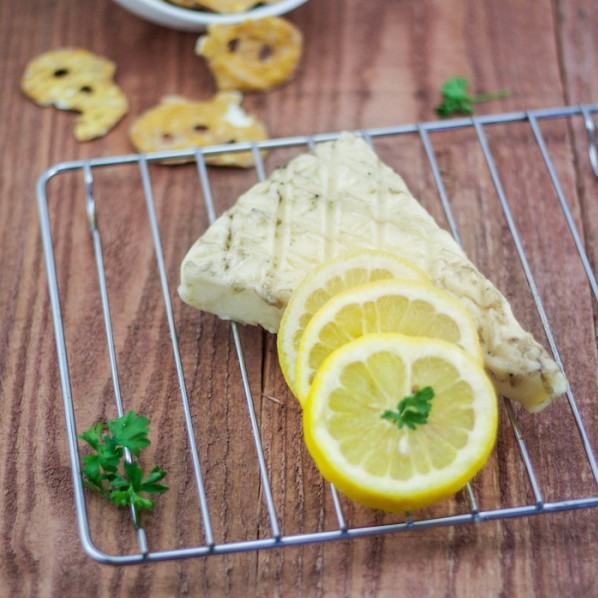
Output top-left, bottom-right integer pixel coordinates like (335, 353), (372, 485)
(37, 104), (598, 564)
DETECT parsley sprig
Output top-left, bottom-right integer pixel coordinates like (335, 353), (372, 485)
(381, 387), (435, 430)
(79, 411), (168, 517)
(435, 77), (510, 117)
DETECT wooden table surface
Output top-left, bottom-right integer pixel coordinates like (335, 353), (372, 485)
(2, 0), (598, 595)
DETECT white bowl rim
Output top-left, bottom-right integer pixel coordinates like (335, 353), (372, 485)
(113, 0), (310, 30)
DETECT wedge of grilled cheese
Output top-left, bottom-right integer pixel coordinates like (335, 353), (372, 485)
(179, 133), (567, 412)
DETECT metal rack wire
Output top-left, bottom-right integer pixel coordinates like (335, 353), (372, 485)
(37, 104), (598, 565)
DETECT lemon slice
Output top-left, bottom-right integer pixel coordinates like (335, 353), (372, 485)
(303, 333), (498, 512)
(277, 250), (428, 396)
(295, 279), (483, 404)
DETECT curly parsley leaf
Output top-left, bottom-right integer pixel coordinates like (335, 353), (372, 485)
(79, 422), (104, 451)
(435, 77), (510, 117)
(110, 462), (168, 512)
(381, 386), (435, 430)
(106, 411), (151, 457)
(78, 412), (168, 514)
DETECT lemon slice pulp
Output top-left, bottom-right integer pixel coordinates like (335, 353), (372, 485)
(303, 333), (498, 512)
(295, 278), (482, 404)
(277, 250), (428, 397)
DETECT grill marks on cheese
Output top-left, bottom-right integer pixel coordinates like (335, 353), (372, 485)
(179, 133), (568, 412)
(272, 185), (289, 278)
(323, 143), (339, 261)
